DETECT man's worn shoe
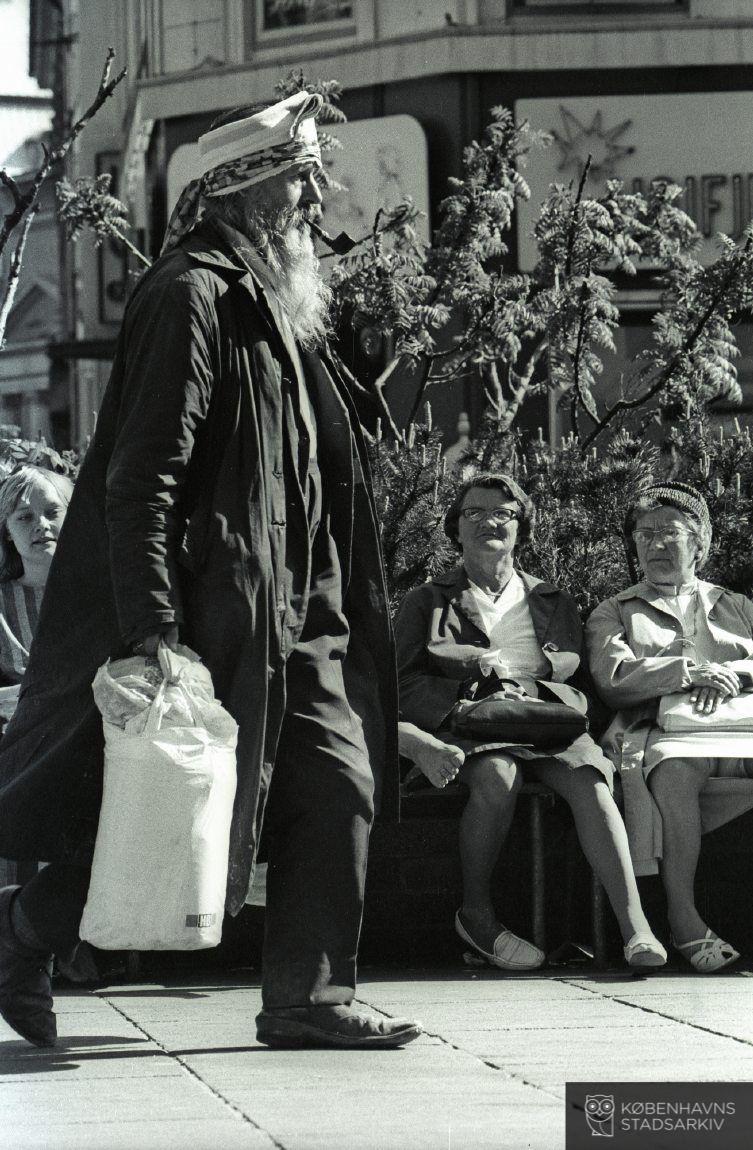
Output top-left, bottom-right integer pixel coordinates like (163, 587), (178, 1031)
(0, 886), (56, 1047)
(256, 1004), (423, 1049)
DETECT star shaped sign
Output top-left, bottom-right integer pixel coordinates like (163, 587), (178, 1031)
(552, 106), (635, 183)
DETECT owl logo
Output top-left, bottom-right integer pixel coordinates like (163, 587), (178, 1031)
(585, 1094), (615, 1137)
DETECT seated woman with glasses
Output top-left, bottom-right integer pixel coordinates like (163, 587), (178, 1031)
(396, 472), (665, 971)
(586, 482), (753, 972)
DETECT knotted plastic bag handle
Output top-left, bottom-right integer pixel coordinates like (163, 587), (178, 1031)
(141, 639), (204, 736)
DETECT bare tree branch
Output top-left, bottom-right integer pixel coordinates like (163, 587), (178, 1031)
(568, 281), (592, 434)
(106, 224), (152, 268)
(406, 354), (435, 427)
(496, 338), (548, 432)
(564, 155), (592, 280)
(0, 171), (24, 210)
(0, 206), (39, 346)
(0, 48), (127, 258)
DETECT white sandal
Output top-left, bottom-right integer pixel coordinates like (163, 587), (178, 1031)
(624, 932), (667, 969)
(673, 930), (740, 973)
(455, 911), (545, 971)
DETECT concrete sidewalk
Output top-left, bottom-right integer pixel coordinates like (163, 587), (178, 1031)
(1, 966), (753, 1150)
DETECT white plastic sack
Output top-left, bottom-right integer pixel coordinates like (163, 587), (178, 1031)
(79, 643), (238, 951)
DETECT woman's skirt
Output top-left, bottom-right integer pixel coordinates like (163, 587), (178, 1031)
(437, 727), (615, 787)
(644, 727), (753, 779)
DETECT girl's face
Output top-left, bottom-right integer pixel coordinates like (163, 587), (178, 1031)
(5, 479), (68, 567)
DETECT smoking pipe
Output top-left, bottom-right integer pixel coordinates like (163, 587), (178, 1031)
(308, 219), (358, 255)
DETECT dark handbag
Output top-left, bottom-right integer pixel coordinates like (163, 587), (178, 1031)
(450, 687), (588, 750)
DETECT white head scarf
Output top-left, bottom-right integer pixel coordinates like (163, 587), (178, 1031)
(161, 90), (323, 254)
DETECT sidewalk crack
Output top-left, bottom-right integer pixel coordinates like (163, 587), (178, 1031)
(567, 979), (753, 1047)
(100, 994), (289, 1150)
(354, 996), (563, 1102)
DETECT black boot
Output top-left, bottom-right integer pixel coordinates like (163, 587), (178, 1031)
(0, 885), (56, 1047)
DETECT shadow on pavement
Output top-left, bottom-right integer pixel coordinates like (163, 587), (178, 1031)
(0, 1034), (156, 1072)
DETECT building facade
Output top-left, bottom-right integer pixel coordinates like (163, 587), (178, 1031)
(30, 0), (753, 445)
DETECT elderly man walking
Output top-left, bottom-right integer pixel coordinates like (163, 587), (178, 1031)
(0, 92), (421, 1050)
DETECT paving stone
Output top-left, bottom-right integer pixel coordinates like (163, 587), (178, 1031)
(0, 1050), (179, 1083)
(0, 1075), (231, 1125)
(7, 1118), (272, 1150)
(0, 971), (750, 1150)
(216, 1082), (559, 1150)
(365, 998), (662, 1032)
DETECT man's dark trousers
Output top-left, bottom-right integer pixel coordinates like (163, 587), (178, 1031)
(262, 505), (374, 1009)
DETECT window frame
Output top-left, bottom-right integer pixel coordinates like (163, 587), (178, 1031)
(254, 1), (355, 43)
(512, 0), (688, 12)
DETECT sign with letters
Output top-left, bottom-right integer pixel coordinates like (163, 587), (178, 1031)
(515, 92), (753, 270)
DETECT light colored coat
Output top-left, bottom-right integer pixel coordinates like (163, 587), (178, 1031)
(586, 580), (753, 874)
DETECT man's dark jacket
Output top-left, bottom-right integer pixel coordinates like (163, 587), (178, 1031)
(0, 223), (398, 914)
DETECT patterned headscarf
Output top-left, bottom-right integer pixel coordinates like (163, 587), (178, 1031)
(161, 91), (323, 255)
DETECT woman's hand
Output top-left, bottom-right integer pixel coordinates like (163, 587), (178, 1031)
(493, 681), (527, 698)
(689, 685), (728, 715)
(687, 662), (741, 699)
(398, 723), (465, 789)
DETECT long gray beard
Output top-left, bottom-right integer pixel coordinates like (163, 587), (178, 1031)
(214, 195), (332, 349)
(265, 221), (333, 351)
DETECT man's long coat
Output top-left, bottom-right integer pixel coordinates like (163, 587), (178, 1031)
(0, 223), (398, 915)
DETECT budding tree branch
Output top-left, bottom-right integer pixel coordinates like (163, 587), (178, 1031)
(0, 206), (39, 346)
(0, 48), (127, 258)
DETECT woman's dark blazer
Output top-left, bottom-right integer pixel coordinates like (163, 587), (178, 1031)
(396, 564), (596, 734)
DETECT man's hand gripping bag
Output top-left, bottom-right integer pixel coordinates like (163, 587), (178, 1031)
(79, 643), (238, 950)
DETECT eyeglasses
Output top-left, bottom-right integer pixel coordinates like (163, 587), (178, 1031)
(460, 506), (520, 525)
(633, 528), (695, 545)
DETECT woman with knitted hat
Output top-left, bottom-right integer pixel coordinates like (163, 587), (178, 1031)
(587, 481), (753, 972)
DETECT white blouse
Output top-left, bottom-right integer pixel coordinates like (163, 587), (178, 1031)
(467, 571), (549, 681)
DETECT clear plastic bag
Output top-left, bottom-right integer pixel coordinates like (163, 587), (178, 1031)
(80, 643), (238, 951)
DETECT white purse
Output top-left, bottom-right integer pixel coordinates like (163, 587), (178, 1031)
(657, 689), (753, 732)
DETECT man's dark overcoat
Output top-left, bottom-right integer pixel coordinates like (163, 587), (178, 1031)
(0, 222), (398, 914)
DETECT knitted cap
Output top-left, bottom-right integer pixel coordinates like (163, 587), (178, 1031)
(626, 481), (712, 564)
(641, 482), (711, 534)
